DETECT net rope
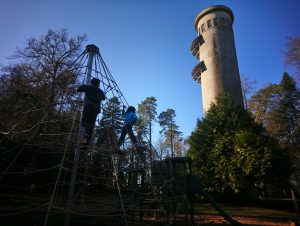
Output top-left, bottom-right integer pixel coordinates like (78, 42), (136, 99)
(0, 46), (191, 226)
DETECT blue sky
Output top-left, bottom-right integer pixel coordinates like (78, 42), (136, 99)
(0, 0), (299, 140)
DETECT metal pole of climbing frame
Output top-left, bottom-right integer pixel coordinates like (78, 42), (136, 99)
(64, 44), (99, 226)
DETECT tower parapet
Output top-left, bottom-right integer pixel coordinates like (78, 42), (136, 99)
(191, 5), (243, 113)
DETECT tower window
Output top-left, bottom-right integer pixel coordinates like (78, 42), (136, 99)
(213, 18), (217, 26)
(220, 18), (225, 26)
(207, 19), (212, 28)
(201, 23), (205, 32)
(226, 19), (231, 27)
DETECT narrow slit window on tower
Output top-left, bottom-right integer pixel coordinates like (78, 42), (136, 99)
(220, 18), (225, 26)
(213, 18), (217, 26)
(226, 19), (231, 27)
(207, 19), (212, 28)
(201, 23), (205, 32)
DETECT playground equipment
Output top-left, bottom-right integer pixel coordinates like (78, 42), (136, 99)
(0, 44), (241, 226)
(151, 157), (242, 225)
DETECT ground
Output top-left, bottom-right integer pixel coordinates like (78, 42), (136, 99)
(193, 215), (296, 225)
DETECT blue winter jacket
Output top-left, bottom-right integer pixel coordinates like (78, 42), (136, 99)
(123, 112), (138, 125)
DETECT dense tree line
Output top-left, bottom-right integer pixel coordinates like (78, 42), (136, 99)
(248, 72), (300, 195)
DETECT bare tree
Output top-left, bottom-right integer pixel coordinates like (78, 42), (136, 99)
(155, 137), (166, 160)
(240, 74), (257, 110)
(0, 29), (87, 134)
(0, 29), (87, 192)
(285, 36), (300, 80)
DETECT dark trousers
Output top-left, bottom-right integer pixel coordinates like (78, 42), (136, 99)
(81, 106), (99, 141)
(118, 124), (137, 146)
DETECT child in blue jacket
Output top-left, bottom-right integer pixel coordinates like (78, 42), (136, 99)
(117, 106), (140, 151)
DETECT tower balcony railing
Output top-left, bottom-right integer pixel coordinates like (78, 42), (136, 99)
(190, 35), (204, 59)
(192, 61), (207, 83)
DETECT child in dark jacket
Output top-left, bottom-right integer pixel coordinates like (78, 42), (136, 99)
(117, 106), (141, 151)
(77, 78), (105, 144)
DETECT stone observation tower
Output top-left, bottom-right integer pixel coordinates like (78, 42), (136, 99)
(190, 5), (243, 113)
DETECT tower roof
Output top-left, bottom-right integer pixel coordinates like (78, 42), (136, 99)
(194, 5), (234, 31)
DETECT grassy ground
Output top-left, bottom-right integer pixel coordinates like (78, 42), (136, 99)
(192, 203), (299, 225)
(1, 192), (299, 225)
(195, 203), (297, 219)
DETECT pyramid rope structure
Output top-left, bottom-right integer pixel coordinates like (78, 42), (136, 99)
(0, 44), (192, 226)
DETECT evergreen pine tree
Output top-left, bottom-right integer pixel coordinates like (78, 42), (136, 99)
(88, 97), (122, 191)
(158, 109), (182, 158)
(188, 93), (291, 194)
(137, 97), (157, 159)
(96, 96), (123, 147)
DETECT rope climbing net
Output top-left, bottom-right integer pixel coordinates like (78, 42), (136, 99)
(0, 44), (193, 226)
